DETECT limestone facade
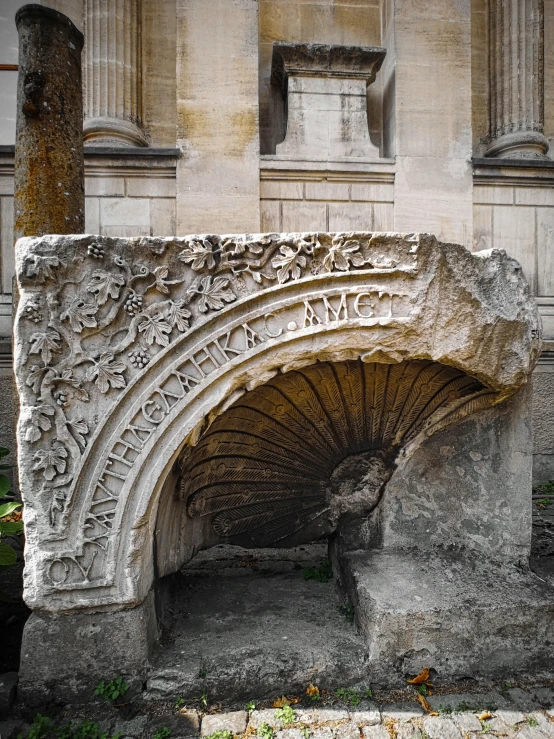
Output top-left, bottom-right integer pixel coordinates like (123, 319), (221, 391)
(1, 0), (554, 477)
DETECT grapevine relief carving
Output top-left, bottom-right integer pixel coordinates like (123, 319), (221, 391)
(17, 232), (406, 531)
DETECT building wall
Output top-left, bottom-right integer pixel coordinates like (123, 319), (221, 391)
(1, 0), (554, 480)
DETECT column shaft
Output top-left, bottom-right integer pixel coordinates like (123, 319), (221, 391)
(14, 4), (85, 240)
(83, 0), (147, 147)
(486, 0), (548, 158)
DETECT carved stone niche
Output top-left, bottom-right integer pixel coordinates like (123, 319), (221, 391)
(13, 231), (553, 701)
(271, 44), (386, 160)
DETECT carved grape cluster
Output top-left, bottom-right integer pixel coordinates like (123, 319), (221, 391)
(128, 348), (150, 369)
(124, 292), (144, 315)
(23, 303), (43, 323)
(87, 244), (105, 260)
(54, 390), (69, 407)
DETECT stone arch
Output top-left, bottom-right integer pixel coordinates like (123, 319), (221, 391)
(14, 233), (540, 613)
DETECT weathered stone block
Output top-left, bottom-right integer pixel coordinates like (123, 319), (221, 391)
(341, 550), (554, 684)
(18, 591), (157, 705)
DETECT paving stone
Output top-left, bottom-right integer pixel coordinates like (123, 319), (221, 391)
(485, 716), (517, 737)
(349, 706), (380, 727)
(451, 712), (482, 733)
(516, 727), (551, 739)
(0, 673), (17, 719)
(395, 724), (422, 739)
(250, 710), (281, 729)
(310, 729), (334, 739)
(361, 727), (389, 739)
(333, 723), (361, 739)
(275, 730), (305, 739)
(381, 703), (423, 721)
(422, 717), (462, 739)
(496, 709), (528, 726)
(506, 689), (542, 712)
(525, 713), (554, 737)
(296, 709), (349, 724)
(201, 711), (248, 736)
(145, 714), (200, 738)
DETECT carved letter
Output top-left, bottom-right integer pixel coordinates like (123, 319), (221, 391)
(242, 322), (263, 349)
(172, 367), (200, 395)
(264, 313), (283, 338)
(142, 399), (166, 425)
(323, 293), (348, 323)
(124, 422), (154, 448)
(354, 292), (375, 318)
(303, 300), (323, 328)
(155, 385), (185, 413)
(213, 331), (243, 361)
(190, 346), (220, 377)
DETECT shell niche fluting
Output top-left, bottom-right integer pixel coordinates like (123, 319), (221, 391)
(180, 359), (488, 546)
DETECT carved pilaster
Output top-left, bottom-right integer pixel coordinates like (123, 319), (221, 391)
(486, 0), (549, 158)
(83, 0), (148, 147)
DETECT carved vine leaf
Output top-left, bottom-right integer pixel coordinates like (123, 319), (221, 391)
(322, 238), (365, 272)
(85, 352), (127, 394)
(196, 276), (236, 313)
(25, 404), (55, 443)
(25, 252), (63, 281)
(33, 444), (68, 481)
(68, 417), (89, 448)
(152, 266), (171, 294)
(138, 313), (172, 347)
(272, 245), (307, 283)
(178, 239), (216, 271)
(29, 329), (62, 365)
(86, 270), (126, 306)
(26, 365), (51, 394)
(166, 300), (191, 332)
(60, 298), (98, 333)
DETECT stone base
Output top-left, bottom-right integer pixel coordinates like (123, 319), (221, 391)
(339, 550), (554, 685)
(18, 592), (157, 706)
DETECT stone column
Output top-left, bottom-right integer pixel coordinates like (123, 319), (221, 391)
(486, 0), (549, 158)
(83, 0), (148, 147)
(14, 5), (85, 240)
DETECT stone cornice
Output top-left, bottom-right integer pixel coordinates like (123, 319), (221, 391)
(271, 43), (386, 95)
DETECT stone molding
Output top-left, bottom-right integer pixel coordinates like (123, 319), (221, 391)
(486, 0), (549, 159)
(83, 0), (148, 148)
(13, 232), (540, 613)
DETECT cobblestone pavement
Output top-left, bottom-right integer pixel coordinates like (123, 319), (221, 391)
(199, 686), (554, 739)
(5, 683), (554, 739)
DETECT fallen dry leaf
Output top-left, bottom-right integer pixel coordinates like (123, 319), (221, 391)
(273, 696), (291, 708)
(306, 684), (320, 697)
(273, 695), (300, 708)
(416, 694), (436, 713)
(408, 668), (431, 685)
(477, 711), (494, 721)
